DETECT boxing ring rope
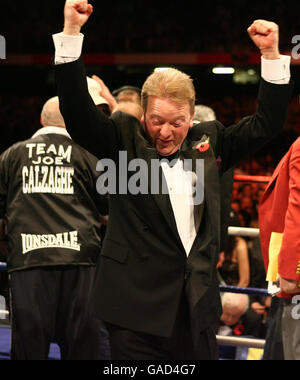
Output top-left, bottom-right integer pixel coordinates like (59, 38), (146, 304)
(218, 174), (269, 350)
(216, 335), (265, 349)
(228, 226), (259, 238)
(227, 173), (268, 238)
(219, 285), (268, 296)
(233, 174), (271, 184)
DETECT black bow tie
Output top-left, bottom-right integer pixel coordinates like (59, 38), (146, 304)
(159, 150), (181, 167)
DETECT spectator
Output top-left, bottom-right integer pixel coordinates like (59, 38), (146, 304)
(193, 105), (216, 124)
(219, 292), (266, 339)
(92, 75), (143, 120)
(219, 234), (250, 288)
(220, 292), (249, 329)
(112, 85), (142, 105)
(0, 97), (109, 360)
(259, 137), (300, 360)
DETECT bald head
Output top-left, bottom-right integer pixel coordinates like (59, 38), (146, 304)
(40, 97), (66, 128)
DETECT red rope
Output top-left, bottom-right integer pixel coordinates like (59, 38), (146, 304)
(233, 175), (271, 183)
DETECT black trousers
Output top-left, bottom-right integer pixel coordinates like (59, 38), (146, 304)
(106, 294), (218, 360)
(263, 297), (284, 360)
(9, 265), (105, 360)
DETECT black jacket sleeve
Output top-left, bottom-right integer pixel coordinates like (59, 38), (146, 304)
(218, 79), (293, 172)
(55, 57), (121, 161)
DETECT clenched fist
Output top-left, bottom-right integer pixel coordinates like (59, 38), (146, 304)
(63, 0), (93, 35)
(248, 20), (280, 60)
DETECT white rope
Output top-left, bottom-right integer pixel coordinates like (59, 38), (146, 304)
(217, 335), (265, 349)
(228, 226), (260, 238)
(0, 310), (9, 318)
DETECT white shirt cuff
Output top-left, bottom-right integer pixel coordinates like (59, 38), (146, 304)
(261, 55), (291, 84)
(52, 33), (291, 86)
(52, 32), (84, 64)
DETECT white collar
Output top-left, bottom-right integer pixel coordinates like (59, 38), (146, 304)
(32, 126), (72, 140)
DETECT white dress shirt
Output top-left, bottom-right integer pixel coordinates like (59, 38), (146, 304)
(53, 32), (291, 255)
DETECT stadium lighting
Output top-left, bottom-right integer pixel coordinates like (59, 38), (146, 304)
(154, 67), (172, 72)
(212, 67), (235, 75)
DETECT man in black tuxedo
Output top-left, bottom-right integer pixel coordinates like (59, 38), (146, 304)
(53, 0), (292, 360)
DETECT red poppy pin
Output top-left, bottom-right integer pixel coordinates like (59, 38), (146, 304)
(233, 324), (245, 336)
(196, 137), (210, 153)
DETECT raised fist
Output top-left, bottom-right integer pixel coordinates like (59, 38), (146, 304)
(63, 0), (93, 35)
(248, 20), (280, 60)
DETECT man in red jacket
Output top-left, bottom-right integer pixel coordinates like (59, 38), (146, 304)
(259, 137), (300, 360)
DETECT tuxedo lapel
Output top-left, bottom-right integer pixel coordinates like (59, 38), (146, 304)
(181, 134), (211, 161)
(181, 134), (214, 207)
(181, 134), (222, 312)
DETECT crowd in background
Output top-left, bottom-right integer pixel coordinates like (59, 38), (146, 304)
(1, 1), (300, 54)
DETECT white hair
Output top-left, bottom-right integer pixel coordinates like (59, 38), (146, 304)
(193, 104), (216, 124)
(221, 292), (249, 315)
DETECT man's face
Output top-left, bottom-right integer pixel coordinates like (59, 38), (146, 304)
(221, 307), (242, 326)
(143, 96), (193, 156)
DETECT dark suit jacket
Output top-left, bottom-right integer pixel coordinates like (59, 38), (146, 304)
(55, 57), (292, 339)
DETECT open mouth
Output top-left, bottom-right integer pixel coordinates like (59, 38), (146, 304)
(158, 140), (173, 145)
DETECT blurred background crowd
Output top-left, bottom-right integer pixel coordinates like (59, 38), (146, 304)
(1, 0), (300, 54)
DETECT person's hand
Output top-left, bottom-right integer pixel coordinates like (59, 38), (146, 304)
(92, 75), (118, 113)
(265, 296), (271, 309)
(216, 251), (225, 269)
(248, 20), (280, 60)
(63, 0), (93, 36)
(279, 277), (300, 294)
(251, 302), (266, 315)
